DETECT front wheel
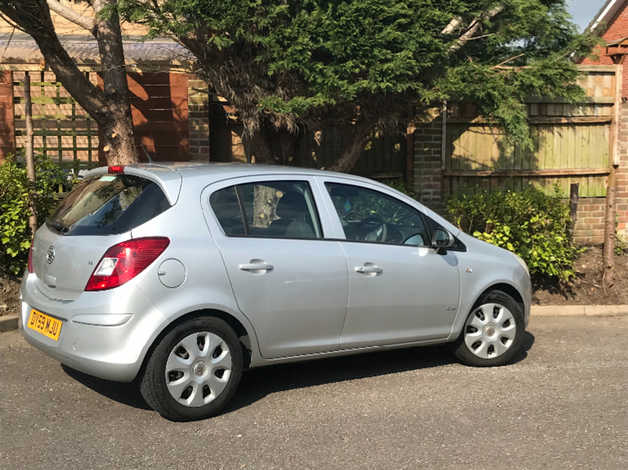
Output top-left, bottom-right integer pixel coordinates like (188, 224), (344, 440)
(453, 290), (525, 367)
(140, 316), (243, 421)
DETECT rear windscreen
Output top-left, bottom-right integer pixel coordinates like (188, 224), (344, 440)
(47, 174), (170, 236)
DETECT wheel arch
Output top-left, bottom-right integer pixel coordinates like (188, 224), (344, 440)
(474, 283), (525, 313)
(136, 308), (254, 382)
(450, 281), (526, 341)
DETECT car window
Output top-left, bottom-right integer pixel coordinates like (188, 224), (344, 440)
(325, 182), (429, 246)
(47, 174), (170, 236)
(211, 181), (322, 239)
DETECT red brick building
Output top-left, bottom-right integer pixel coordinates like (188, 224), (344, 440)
(580, 0), (628, 237)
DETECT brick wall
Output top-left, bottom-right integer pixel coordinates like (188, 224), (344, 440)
(412, 114), (444, 212)
(187, 76), (209, 161)
(574, 198), (607, 245)
(582, 4), (628, 98)
(580, 4), (628, 242)
(615, 102), (628, 237)
(0, 71), (15, 163)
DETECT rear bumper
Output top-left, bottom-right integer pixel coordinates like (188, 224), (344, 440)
(20, 274), (164, 383)
(21, 313), (140, 382)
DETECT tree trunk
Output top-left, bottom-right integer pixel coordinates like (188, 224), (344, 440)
(241, 129), (273, 164)
(23, 71), (37, 236)
(98, 104), (138, 165)
(603, 165), (617, 288)
(329, 122), (373, 172)
(568, 183), (579, 242)
(92, 0), (138, 164)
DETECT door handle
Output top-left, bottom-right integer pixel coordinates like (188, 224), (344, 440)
(355, 263), (383, 275)
(239, 260), (274, 273)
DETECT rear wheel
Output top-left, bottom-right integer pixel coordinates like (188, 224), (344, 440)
(140, 317), (243, 421)
(454, 290), (524, 367)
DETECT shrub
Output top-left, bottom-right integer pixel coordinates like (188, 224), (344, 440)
(446, 185), (581, 284)
(0, 155), (67, 277)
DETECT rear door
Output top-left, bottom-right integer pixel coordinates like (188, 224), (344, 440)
(204, 176), (348, 359)
(33, 172), (171, 301)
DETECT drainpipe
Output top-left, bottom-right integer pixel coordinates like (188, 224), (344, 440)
(441, 101), (448, 201)
(441, 101), (447, 171)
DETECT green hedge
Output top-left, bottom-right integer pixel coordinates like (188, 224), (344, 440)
(0, 155), (67, 277)
(446, 186), (581, 284)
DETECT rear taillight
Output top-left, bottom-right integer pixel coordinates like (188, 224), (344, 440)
(27, 245), (34, 273)
(108, 165), (125, 174)
(85, 237), (169, 291)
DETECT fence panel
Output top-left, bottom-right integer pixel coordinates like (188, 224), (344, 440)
(12, 71), (99, 172)
(442, 67), (618, 198)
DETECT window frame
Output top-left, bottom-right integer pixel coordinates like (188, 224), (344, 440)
(209, 179), (324, 241)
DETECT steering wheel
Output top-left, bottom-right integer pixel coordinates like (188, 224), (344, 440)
(361, 215), (388, 242)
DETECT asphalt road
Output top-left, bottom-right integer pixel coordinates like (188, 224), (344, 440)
(1, 316), (627, 470)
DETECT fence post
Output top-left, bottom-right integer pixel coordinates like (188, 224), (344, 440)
(603, 166), (617, 287)
(568, 183), (579, 241)
(24, 71), (37, 235)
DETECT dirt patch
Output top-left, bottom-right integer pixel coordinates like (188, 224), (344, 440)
(533, 246), (628, 305)
(0, 277), (21, 317)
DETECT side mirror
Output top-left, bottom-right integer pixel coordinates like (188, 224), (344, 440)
(431, 228), (454, 254)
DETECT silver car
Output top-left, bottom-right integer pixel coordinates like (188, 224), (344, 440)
(21, 163), (531, 420)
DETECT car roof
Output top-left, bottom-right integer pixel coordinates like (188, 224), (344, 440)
(140, 161), (361, 181)
(83, 162), (381, 206)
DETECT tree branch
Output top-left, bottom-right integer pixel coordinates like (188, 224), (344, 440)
(449, 5), (504, 54)
(441, 16), (463, 35)
(492, 53), (525, 69)
(46, 0), (94, 33)
(1, 1), (107, 120)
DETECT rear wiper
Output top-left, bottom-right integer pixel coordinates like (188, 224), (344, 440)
(48, 221), (69, 234)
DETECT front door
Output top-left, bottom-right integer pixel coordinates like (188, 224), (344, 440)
(324, 181), (460, 347)
(207, 178), (348, 359)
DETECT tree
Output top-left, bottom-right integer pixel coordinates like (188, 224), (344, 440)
(0, 0), (139, 165)
(119, 0), (595, 170)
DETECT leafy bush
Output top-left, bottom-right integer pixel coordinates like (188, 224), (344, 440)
(446, 186), (581, 284)
(0, 155), (67, 277)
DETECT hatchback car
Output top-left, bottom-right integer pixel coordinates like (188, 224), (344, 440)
(21, 163), (531, 420)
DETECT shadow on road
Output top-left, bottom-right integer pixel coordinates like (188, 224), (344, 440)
(61, 332), (535, 415)
(228, 331), (535, 413)
(62, 365), (151, 410)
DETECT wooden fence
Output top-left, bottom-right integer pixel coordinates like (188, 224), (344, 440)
(9, 70), (192, 171)
(12, 71), (99, 172)
(442, 66), (620, 197)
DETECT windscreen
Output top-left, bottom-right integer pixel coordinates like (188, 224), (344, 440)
(47, 174), (170, 236)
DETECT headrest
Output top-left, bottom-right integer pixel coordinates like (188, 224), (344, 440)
(276, 191), (308, 218)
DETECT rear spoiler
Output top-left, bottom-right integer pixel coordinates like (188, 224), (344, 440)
(83, 164), (182, 206)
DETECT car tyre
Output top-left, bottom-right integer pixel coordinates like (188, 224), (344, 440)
(453, 290), (524, 367)
(140, 316), (243, 421)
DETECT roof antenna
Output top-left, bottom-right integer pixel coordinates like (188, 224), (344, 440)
(141, 144), (153, 164)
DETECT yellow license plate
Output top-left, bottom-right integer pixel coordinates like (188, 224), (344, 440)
(27, 309), (63, 341)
